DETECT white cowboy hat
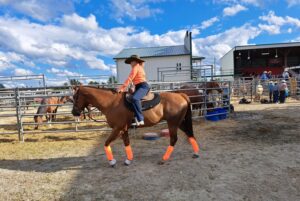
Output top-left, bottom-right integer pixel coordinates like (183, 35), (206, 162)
(263, 71), (267, 73)
(281, 80), (286, 83)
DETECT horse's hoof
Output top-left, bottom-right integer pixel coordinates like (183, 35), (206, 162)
(192, 153), (199, 158)
(109, 159), (117, 167)
(158, 160), (165, 165)
(124, 159), (132, 166)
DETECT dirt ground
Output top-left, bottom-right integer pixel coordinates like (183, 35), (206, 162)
(0, 101), (300, 201)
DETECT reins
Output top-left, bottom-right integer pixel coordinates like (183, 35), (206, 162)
(82, 107), (104, 122)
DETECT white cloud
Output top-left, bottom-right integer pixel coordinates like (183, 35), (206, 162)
(109, 64), (117, 75)
(2, 81), (26, 88)
(259, 11), (300, 34)
(109, 0), (164, 23)
(62, 13), (98, 32)
(0, 14), (197, 75)
(223, 4), (247, 16)
(47, 67), (82, 77)
(0, 0), (74, 22)
(45, 79), (69, 86)
(0, 16), (111, 70)
(13, 68), (33, 76)
(0, 51), (34, 72)
(213, 0), (264, 7)
(286, 0), (300, 7)
(193, 24), (261, 62)
(291, 36), (300, 42)
(200, 17), (219, 29)
(0, 12), (264, 79)
(286, 16), (300, 27)
(258, 24), (281, 34)
(240, 0), (262, 6)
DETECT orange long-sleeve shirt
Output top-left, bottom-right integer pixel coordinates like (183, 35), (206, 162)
(119, 64), (147, 92)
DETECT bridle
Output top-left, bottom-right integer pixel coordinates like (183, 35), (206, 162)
(72, 89), (82, 117)
(72, 88), (103, 122)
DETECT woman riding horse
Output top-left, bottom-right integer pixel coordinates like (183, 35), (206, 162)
(72, 80), (200, 167)
(117, 55), (150, 126)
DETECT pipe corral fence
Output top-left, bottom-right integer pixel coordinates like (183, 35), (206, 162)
(0, 80), (231, 142)
(231, 77), (300, 102)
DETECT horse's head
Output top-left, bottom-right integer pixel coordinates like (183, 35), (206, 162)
(65, 96), (74, 103)
(206, 81), (223, 94)
(71, 86), (88, 117)
(59, 96), (72, 104)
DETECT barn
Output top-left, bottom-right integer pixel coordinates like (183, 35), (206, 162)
(114, 31), (205, 82)
(220, 42), (300, 78)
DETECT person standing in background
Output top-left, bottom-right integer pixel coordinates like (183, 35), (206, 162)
(273, 82), (279, 103)
(268, 81), (274, 103)
(260, 71), (268, 81)
(278, 80), (288, 103)
(282, 68), (290, 80)
(267, 71), (272, 79)
(222, 82), (230, 106)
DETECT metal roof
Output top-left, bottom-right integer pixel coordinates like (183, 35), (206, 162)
(220, 42), (300, 60)
(114, 45), (190, 59)
(235, 42), (300, 51)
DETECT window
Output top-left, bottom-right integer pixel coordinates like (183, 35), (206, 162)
(176, 63), (182, 71)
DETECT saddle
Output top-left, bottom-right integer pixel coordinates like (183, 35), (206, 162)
(124, 91), (161, 112)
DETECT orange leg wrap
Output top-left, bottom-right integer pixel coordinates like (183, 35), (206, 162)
(163, 146), (174, 161)
(189, 137), (199, 154)
(125, 145), (133, 160)
(104, 146), (114, 161)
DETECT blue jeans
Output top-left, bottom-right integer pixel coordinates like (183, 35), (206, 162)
(132, 82), (150, 121)
(279, 91), (286, 103)
(273, 91), (279, 103)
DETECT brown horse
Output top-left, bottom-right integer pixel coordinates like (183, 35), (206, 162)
(178, 81), (223, 114)
(72, 86), (200, 167)
(34, 96), (69, 129)
(81, 104), (93, 120)
(67, 97), (93, 120)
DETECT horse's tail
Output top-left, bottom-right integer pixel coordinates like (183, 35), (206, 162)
(34, 114), (40, 129)
(179, 93), (194, 137)
(34, 105), (46, 129)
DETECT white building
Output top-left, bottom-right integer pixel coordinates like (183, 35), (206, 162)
(114, 31), (204, 82)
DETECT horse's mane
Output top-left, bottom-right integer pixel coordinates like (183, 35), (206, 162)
(84, 86), (117, 94)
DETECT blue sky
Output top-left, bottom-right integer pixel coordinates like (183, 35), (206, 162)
(0, 0), (300, 86)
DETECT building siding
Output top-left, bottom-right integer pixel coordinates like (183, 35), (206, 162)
(220, 48), (234, 74)
(116, 55), (191, 83)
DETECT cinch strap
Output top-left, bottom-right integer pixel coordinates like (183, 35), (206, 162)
(163, 146), (174, 161)
(189, 137), (199, 153)
(104, 146), (114, 161)
(125, 145), (133, 161)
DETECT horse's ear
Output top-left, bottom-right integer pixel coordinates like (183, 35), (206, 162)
(72, 85), (79, 93)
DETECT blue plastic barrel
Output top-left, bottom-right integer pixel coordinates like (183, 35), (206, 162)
(215, 108), (228, 120)
(205, 110), (220, 121)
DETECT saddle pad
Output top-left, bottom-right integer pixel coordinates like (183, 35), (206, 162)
(124, 93), (161, 112)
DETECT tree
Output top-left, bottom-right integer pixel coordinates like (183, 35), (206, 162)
(69, 79), (81, 86)
(88, 81), (99, 85)
(0, 83), (5, 88)
(63, 82), (68, 86)
(108, 76), (117, 84)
